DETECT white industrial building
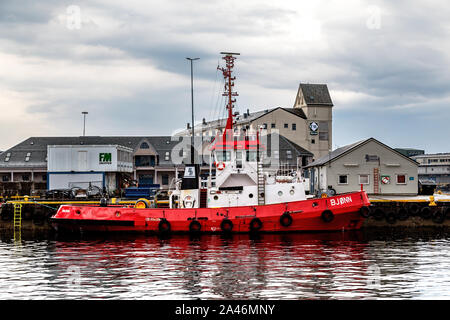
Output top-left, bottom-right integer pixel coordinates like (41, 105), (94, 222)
(47, 145), (133, 193)
(305, 138), (419, 196)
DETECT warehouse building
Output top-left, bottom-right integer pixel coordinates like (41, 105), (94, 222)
(411, 153), (450, 185)
(305, 138), (419, 196)
(47, 144), (134, 193)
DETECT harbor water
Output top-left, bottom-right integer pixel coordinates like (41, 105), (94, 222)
(0, 229), (450, 299)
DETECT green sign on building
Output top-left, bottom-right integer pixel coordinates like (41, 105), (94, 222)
(99, 153), (112, 164)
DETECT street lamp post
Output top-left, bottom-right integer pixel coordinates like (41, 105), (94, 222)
(186, 57), (200, 164)
(82, 111), (88, 136)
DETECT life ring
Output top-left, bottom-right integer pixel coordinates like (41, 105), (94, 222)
(183, 195), (196, 208)
(385, 211), (396, 224)
(359, 206), (370, 218)
(432, 209), (445, 224)
(220, 219), (233, 232)
(216, 162), (226, 171)
(158, 219), (171, 233)
(279, 213), (293, 227)
(373, 208), (385, 221)
(321, 210), (334, 223)
(396, 207), (409, 221)
(420, 207), (432, 219)
(249, 218), (263, 231)
(189, 220), (202, 233)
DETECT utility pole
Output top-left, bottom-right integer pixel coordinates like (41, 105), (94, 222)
(186, 57), (200, 164)
(82, 111), (88, 136)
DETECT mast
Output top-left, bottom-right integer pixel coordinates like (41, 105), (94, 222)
(218, 52), (240, 139)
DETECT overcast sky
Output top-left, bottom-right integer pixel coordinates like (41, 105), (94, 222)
(0, 0), (449, 153)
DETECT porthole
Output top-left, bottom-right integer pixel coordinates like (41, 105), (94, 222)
(213, 195), (219, 201)
(278, 191), (283, 196)
(290, 190), (295, 195)
(249, 193), (254, 198)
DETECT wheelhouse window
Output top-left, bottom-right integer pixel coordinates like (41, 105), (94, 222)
(271, 123), (276, 129)
(396, 174), (406, 184)
(246, 151), (258, 162)
(359, 174), (370, 185)
(236, 150), (243, 169)
(338, 175), (348, 185)
(284, 123), (288, 129)
(216, 151), (231, 162)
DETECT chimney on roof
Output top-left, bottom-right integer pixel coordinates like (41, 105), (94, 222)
(202, 118), (206, 125)
(247, 108), (250, 115)
(187, 123), (191, 130)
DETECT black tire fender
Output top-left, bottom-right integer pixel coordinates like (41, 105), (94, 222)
(321, 210), (334, 223)
(189, 220), (202, 233)
(432, 209), (445, 224)
(359, 206), (370, 218)
(249, 218), (263, 231)
(158, 219), (171, 233)
(396, 207), (409, 221)
(280, 213), (293, 227)
(220, 219), (233, 232)
(421, 207), (432, 220)
(385, 211), (397, 224)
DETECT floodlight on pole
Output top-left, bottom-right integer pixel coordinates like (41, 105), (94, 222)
(82, 111), (88, 136)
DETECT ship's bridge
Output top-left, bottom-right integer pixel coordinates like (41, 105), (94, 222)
(209, 132), (265, 189)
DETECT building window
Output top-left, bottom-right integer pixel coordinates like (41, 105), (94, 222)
(140, 142), (150, 149)
(162, 174), (169, 185)
(396, 174), (407, 184)
(165, 152), (170, 161)
(263, 123), (267, 129)
(4, 152), (11, 162)
(359, 174), (370, 185)
(42, 174), (47, 181)
(25, 152), (31, 162)
(2, 175), (9, 182)
(292, 123), (296, 131)
(284, 123), (288, 129)
(338, 175), (348, 185)
(271, 123), (276, 129)
(319, 121), (329, 141)
(311, 139), (315, 144)
(22, 175), (30, 181)
(135, 155), (155, 167)
(286, 150), (292, 159)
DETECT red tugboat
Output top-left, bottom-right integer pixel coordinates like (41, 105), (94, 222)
(50, 53), (370, 234)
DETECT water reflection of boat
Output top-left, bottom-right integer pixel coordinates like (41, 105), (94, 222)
(50, 232), (374, 299)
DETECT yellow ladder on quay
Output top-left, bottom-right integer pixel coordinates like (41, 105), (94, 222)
(13, 203), (22, 229)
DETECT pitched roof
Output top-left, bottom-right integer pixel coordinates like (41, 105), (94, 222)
(299, 83), (333, 106)
(305, 138), (419, 168)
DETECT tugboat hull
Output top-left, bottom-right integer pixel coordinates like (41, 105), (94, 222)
(50, 191), (370, 234)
